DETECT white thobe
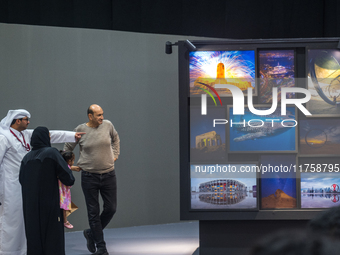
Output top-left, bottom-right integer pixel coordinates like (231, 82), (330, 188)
(0, 129), (76, 255)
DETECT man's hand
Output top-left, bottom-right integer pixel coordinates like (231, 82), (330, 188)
(71, 166), (81, 172)
(114, 158), (117, 162)
(75, 132), (86, 140)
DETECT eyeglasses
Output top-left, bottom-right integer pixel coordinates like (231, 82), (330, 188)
(20, 118), (29, 122)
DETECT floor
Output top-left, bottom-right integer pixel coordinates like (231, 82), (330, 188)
(65, 221), (199, 255)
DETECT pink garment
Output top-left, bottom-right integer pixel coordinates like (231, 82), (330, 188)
(59, 165), (71, 210)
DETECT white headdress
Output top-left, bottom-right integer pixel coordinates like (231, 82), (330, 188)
(0, 109), (31, 143)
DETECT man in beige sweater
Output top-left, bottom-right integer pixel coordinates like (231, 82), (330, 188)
(64, 104), (120, 255)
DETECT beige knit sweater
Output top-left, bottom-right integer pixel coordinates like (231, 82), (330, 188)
(64, 120), (120, 174)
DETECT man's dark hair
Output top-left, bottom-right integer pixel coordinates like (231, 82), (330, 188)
(87, 106), (94, 116)
(10, 118), (22, 126)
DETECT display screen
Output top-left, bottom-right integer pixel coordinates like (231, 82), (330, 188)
(179, 39), (340, 220)
(228, 106), (297, 152)
(301, 172), (340, 208)
(191, 163), (258, 210)
(258, 50), (295, 103)
(260, 155), (297, 209)
(189, 51), (255, 96)
(190, 106), (226, 162)
(307, 49), (340, 116)
(299, 119), (340, 156)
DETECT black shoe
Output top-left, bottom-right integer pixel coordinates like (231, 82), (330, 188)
(94, 248), (109, 255)
(83, 229), (96, 253)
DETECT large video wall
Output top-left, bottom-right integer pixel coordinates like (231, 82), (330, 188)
(179, 38), (340, 220)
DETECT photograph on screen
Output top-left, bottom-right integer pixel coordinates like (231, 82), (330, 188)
(299, 119), (340, 156)
(307, 49), (340, 116)
(189, 51), (255, 96)
(260, 155), (297, 209)
(258, 50), (295, 103)
(301, 172), (340, 208)
(228, 106), (296, 152)
(191, 163), (257, 210)
(190, 106), (226, 162)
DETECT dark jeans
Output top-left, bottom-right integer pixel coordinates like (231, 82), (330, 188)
(81, 170), (117, 249)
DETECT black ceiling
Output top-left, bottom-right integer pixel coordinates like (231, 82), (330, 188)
(0, 0), (339, 39)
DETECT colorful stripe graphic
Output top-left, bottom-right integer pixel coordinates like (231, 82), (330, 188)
(198, 87), (217, 106)
(197, 82), (223, 106)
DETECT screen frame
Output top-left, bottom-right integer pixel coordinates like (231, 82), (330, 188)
(179, 38), (340, 221)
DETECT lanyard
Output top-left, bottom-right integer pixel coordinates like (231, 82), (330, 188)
(10, 130), (31, 151)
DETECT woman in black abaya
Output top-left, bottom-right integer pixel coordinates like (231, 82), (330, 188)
(19, 127), (75, 255)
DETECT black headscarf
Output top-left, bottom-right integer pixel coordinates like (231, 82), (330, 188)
(31, 126), (51, 150)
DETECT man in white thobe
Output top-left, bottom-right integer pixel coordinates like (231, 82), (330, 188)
(0, 109), (84, 255)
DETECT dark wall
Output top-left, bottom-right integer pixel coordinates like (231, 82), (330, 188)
(1, 0), (340, 39)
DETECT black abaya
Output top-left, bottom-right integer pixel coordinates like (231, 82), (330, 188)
(19, 127), (75, 255)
